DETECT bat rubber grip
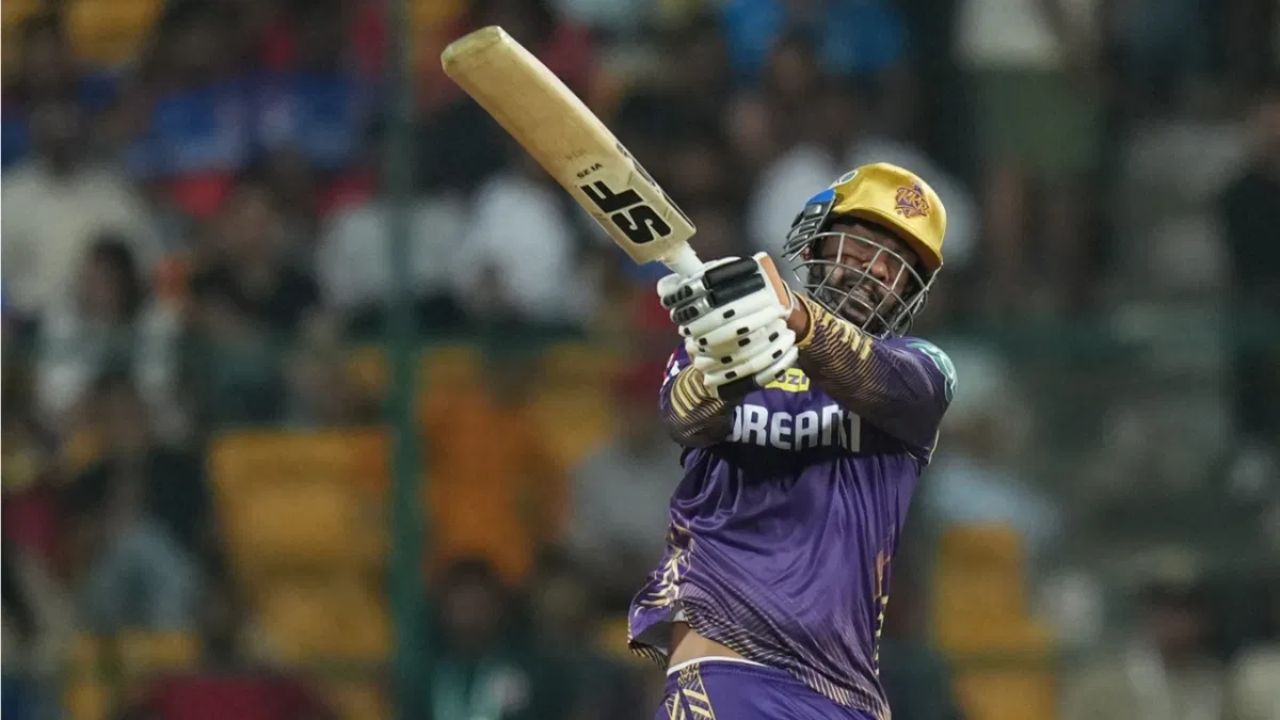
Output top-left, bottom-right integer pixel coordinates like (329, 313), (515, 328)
(663, 244), (703, 278)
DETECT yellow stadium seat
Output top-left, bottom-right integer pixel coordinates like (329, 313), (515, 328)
(65, 678), (111, 720)
(528, 383), (615, 469)
(255, 574), (391, 664)
(953, 668), (1058, 720)
(223, 474), (382, 568)
(420, 343), (483, 390)
(1, 0), (40, 74)
(69, 633), (104, 669)
(65, 634), (110, 720)
(539, 342), (624, 386)
(409, 0), (465, 31)
(210, 429), (390, 494)
(930, 524), (1058, 720)
(210, 431), (391, 578)
(347, 346), (389, 400)
(117, 630), (202, 676)
(324, 680), (391, 720)
(932, 524), (1031, 647)
(64, 632), (200, 720)
(346, 344), (484, 406)
(66, 0), (161, 66)
(528, 342), (623, 466)
(1, 0), (39, 23)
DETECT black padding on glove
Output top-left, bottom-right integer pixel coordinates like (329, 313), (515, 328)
(659, 282), (697, 310)
(707, 273), (765, 308)
(702, 258), (759, 287)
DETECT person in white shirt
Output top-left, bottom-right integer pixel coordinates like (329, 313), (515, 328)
(452, 161), (589, 327)
(34, 237), (182, 439)
(2, 98), (161, 321)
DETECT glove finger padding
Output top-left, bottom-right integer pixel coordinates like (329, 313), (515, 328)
(657, 257), (743, 309)
(688, 322), (785, 363)
(687, 305), (786, 352)
(678, 288), (786, 339)
(690, 318), (788, 373)
(696, 323), (797, 387)
(750, 345), (798, 386)
(661, 253), (791, 328)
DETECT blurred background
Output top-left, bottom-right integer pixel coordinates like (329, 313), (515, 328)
(1, 0), (1278, 719)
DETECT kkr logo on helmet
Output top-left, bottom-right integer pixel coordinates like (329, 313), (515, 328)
(894, 184), (930, 219)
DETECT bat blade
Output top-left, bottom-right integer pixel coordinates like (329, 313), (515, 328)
(441, 26), (701, 276)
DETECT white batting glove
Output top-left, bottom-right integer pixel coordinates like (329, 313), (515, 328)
(658, 253), (799, 398)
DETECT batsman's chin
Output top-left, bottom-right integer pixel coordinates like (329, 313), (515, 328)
(836, 300), (891, 334)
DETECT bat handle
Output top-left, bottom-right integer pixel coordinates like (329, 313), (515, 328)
(662, 243), (703, 278)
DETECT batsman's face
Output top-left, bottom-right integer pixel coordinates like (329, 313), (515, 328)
(812, 220), (919, 325)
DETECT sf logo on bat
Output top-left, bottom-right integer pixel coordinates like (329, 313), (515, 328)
(577, 165), (672, 245)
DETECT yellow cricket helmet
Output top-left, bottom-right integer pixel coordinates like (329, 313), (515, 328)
(827, 163), (946, 273)
(781, 163), (948, 336)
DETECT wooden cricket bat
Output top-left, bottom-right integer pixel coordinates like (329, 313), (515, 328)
(441, 26), (703, 277)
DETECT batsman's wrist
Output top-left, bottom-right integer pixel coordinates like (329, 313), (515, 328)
(787, 297), (812, 343)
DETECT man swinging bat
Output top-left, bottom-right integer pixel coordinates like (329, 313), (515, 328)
(632, 163), (958, 720)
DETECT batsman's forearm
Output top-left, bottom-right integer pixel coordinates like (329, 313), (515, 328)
(660, 366), (734, 448)
(792, 296), (939, 447)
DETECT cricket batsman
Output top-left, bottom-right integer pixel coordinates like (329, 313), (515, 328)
(630, 163), (957, 719)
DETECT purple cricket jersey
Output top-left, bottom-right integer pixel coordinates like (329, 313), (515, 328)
(629, 334), (955, 719)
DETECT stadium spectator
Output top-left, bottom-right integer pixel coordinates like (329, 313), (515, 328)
(922, 342), (1061, 567)
(184, 278), (289, 429)
(189, 180), (320, 336)
(181, 179), (318, 428)
(526, 552), (644, 719)
(423, 0), (594, 114)
(34, 237), (183, 438)
(316, 186), (468, 334)
(1, 11), (117, 168)
(429, 558), (548, 720)
(119, 577), (336, 720)
(1061, 560), (1226, 720)
(955, 0), (1103, 316)
(282, 314), (378, 427)
(252, 0), (373, 173)
(1106, 0), (1211, 118)
(418, 0), (594, 192)
(2, 353), (63, 568)
(62, 376), (207, 633)
(451, 160), (589, 328)
(1225, 573), (1280, 720)
(1, 544), (74, 720)
(423, 339), (567, 587)
(125, 1), (253, 218)
(611, 17), (736, 172)
(878, 565), (964, 720)
(2, 97), (161, 321)
(1219, 86), (1280, 476)
(719, 0), (909, 90)
(565, 362), (680, 608)
(746, 61), (849, 254)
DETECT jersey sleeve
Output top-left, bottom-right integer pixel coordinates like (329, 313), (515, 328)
(794, 296), (956, 455)
(658, 343), (735, 448)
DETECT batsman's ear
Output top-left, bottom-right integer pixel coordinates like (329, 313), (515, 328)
(753, 252), (792, 309)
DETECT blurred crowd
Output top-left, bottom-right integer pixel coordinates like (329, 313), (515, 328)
(2, 0), (1279, 719)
